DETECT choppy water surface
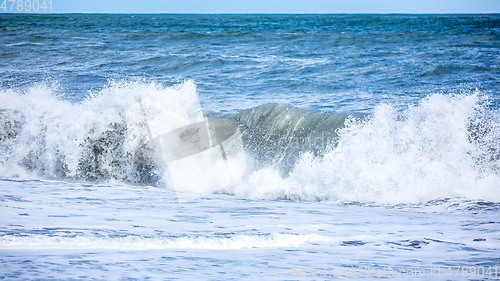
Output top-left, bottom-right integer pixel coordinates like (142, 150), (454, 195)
(0, 14), (499, 280)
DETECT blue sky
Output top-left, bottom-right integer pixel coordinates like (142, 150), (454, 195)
(51, 0), (500, 14)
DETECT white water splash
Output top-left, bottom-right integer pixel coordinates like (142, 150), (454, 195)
(233, 94), (500, 203)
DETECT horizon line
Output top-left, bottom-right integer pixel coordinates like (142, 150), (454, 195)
(2, 12), (500, 15)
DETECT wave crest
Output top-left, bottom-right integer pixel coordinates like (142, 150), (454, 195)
(1, 82), (498, 204)
(232, 94), (500, 203)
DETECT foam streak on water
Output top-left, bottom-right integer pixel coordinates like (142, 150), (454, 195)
(0, 178), (499, 280)
(0, 234), (314, 250)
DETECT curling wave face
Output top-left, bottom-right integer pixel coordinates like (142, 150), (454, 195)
(235, 103), (365, 176)
(0, 81), (499, 203)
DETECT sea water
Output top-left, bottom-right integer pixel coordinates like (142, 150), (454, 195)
(0, 14), (499, 280)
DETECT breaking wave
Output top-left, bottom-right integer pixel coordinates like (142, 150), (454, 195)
(233, 94), (500, 203)
(0, 81), (499, 203)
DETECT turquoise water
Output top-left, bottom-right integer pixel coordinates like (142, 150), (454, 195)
(0, 14), (499, 280)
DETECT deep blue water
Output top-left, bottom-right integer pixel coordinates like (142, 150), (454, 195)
(1, 14), (499, 112)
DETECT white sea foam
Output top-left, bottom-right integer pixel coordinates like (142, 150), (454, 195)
(0, 82), (498, 204)
(0, 80), (203, 183)
(0, 233), (315, 250)
(232, 94), (500, 203)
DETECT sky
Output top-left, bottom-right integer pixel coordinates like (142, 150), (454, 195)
(49, 0), (500, 14)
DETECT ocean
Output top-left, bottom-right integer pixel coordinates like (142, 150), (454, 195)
(0, 14), (499, 280)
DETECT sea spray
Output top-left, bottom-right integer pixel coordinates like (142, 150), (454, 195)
(0, 81), (201, 184)
(232, 94), (500, 203)
(1, 82), (499, 203)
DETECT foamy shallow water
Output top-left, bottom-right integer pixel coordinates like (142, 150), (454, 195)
(1, 177), (499, 280)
